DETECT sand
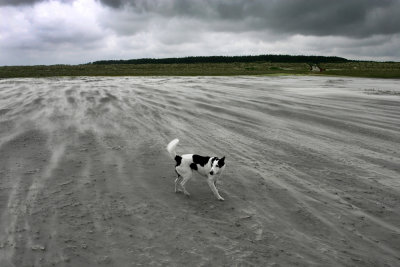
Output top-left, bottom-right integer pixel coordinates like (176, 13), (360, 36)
(0, 76), (399, 266)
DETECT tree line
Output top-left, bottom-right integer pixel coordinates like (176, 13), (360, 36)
(90, 55), (349, 65)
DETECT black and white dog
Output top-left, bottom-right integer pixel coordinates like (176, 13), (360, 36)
(166, 139), (226, 201)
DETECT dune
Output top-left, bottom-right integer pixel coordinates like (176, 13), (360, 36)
(0, 76), (399, 266)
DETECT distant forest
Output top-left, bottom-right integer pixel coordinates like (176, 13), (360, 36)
(91, 55), (349, 65)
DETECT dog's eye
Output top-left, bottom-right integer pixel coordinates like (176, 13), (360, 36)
(216, 165), (219, 168)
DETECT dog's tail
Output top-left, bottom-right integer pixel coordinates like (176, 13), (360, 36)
(166, 138), (179, 159)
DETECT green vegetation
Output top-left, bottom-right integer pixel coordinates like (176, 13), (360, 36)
(0, 55), (399, 78)
(92, 54), (348, 65)
(319, 62), (400, 79)
(0, 62), (309, 78)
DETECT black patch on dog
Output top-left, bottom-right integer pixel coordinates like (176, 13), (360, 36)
(218, 157), (225, 167)
(190, 163), (198, 170)
(192, 154), (210, 167)
(175, 155), (182, 166)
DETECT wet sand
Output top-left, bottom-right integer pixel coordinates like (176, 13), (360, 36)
(0, 76), (399, 266)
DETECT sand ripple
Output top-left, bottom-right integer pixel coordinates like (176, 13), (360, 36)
(0, 76), (399, 266)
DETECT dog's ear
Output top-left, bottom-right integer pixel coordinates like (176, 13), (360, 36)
(219, 156), (225, 167)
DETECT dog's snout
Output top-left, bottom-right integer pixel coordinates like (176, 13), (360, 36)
(209, 171), (214, 175)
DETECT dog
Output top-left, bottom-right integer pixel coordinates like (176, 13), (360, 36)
(166, 138), (226, 201)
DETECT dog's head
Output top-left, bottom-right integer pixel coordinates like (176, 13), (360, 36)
(209, 156), (226, 176)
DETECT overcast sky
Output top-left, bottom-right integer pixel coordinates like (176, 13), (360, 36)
(1, 0), (399, 65)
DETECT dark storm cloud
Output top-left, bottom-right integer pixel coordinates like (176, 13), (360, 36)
(4, 0), (400, 38)
(0, 0), (71, 6)
(0, 0), (43, 5)
(98, 0), (400, 38)
(261, 0), (400, 37)
(98, 0), (125, 8)
(1, 0), (400, 65)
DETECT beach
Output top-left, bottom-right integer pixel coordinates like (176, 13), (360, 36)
(0, 76), (399, 266)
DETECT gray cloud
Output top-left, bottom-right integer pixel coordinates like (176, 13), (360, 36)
(98, 0), (124, 8)
(3, 0), (400, 38)
(263, 0), (400, 37)
(0, 0), (73, 6)
(0, 0), (40, 5)
(97, 0), (400, 38)
(1, 0), (400, 65)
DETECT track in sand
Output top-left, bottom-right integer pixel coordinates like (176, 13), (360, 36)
(0, 76), (399, 266)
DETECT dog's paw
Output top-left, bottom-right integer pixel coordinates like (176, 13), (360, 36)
(184, 191), (191, 197)
(217, 197), (225, 201)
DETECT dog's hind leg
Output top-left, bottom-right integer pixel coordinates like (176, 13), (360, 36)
(174, 169), (183, 193)
(180, 173), (192, 197)
(175, 177), (183, 193)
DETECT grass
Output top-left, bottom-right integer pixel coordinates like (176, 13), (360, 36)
(319, 62), (400, 78)
(0, 62), (399, 78)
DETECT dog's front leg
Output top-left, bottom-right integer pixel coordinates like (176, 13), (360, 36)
(207, 178), (224, 201)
